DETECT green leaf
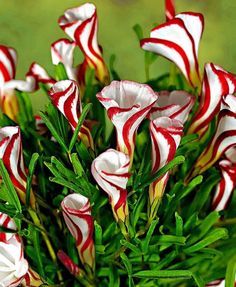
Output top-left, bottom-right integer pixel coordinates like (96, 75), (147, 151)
(70, 153), (84, 177)
(133, 270), (193, 279)
(54, 63), (68, 81)
(109, 264), (120, 287)
(120, 253), (132, 275)
(184, 228), (228, 254)
(131, 192), (147, 228)
(142, 219), (159, 253)
(179, 134), (199, 146)
(26, 153), (39, 206)
(39, 111), (68, 151)
(68, 103), (92, 152)
(95, 221), (103, 245)
(138, 155), (185, 190)
(120, 239), (141, 254)
(133, 24), (143, 41)
(225, 255), (236, 287)
(175, 212), (183, 236)
(0, 159), (21, 213)
(31, 226), (45, 278)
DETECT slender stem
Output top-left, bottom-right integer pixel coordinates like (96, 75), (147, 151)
(215, 217), (236, 226)
(28, 208), (63, 282)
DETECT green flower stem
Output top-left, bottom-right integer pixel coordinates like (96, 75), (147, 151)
(28, 208), (63, 282)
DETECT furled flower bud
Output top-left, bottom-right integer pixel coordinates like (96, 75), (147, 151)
(149, 90), (195, 123)
(57, 250), (80, 277)
(97, 80), (158, 162)
(61, 193), (95, 270)
(58, 3), (109, 84)
(91, 149), (130, 223)
(141, 12), (204, 88)
(0, 126), (36, 208)
(194, 95), (236, 174)
(165, 0), (175, 21)
(188, 63), (236, 136)
(49, 80), (94, 150)
(0, 212), (28, 287)
(51, 39), (76, 81)
(212, 159), (236, 211)
(149, 117), (183, 217)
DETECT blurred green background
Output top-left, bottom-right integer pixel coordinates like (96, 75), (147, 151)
(0, 0), (236, 111)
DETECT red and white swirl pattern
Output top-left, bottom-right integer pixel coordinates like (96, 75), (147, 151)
(0, 213), (28, 287)
(194, 95), (236, 174)
(21, 269), (45, 287)
(188, 63), (236, 136)
(91, 149), (130, 223)
(57, 250), (80, 277)
(61, 193), (95, 270)
(27, 62), (55, 89)
(51, 39), (76, 81)
(49, 80), (94, 149)
(141, 12), (204, 88)
(0, 126), (36, 207)
(97, 80), (158, 162)
(149, 90), (195, 124)
(58, 3), (109, 84)
(149, 117), (183, 206)
(212, 160), (236, 211)
(165, 0), (175, 21)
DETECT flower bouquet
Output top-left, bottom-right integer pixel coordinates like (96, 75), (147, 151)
(0, 1), (235, 286)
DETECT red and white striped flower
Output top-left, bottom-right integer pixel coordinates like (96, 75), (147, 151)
(165, 0), (175, 21)
(61, 193), (95, 270)
(194, 95), (236, 174)
(21, 269), (45, 287)
(149, 117), (183, 214)
(188, 63), (236, 136)
(212, 159), (236, 211)
(91, 149), (130, 223)
(51, 39), (76, 81)
(49, 80), (94, 150)
(0, 213), (28, 287)
(0, 126), (36, 208)
(141, 12), (204, 87)
(149, 90), (195, 123)
(97, 80), (158, 161)
(206, 280), (225, 287)
(57, 250), (80, 277)
(58, 3), (109, 84)
(26, 62), (55, 89)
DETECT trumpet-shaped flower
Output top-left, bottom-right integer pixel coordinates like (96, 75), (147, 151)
(91, 149), (130, 223)
(58, 3), (109, 84)
(97, 80), (158, 161)
(212, 159), (236, 211)
(194, 95), (236, 174)
(61, 193), (95, 270)
(165, 0), (175, 21)
(49, 80), (94, 149)
(141, 12), (204, 87)
(188, 63), (236, 136)
(149, 117), (183, 215)
(51, 39), (76, 81)
(21, 269), (45, 287)
(0, 213), (28, 287)
(0, 126), (36, 207)
(149, 90), (195, 123)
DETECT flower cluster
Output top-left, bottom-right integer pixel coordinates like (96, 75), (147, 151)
(0, 1), (235, 286)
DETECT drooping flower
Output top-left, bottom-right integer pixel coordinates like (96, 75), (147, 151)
(91, 149), (130, 223)
(165, 0), (175, 21)
(149, 117), (183, 217)
(141, 12), (204, 88)
(212, 159), (236, 211)
(0, 126), (36, 208)
(0, 212), (29, 287)
(149, 90), (195, 123)
(97, 80), (158, 162)
(193, 95), (236, 175)
(188, 63), (236, 136)
(51, 39), (76, 81)
(58, 3), (109, 84)
(61, 193), (95, 270)
(49, 80), (94, 150)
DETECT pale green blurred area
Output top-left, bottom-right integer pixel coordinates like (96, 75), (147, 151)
(0, 0), (236, 111)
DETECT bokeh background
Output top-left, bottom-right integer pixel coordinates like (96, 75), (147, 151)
(0, 0), (236, 110)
